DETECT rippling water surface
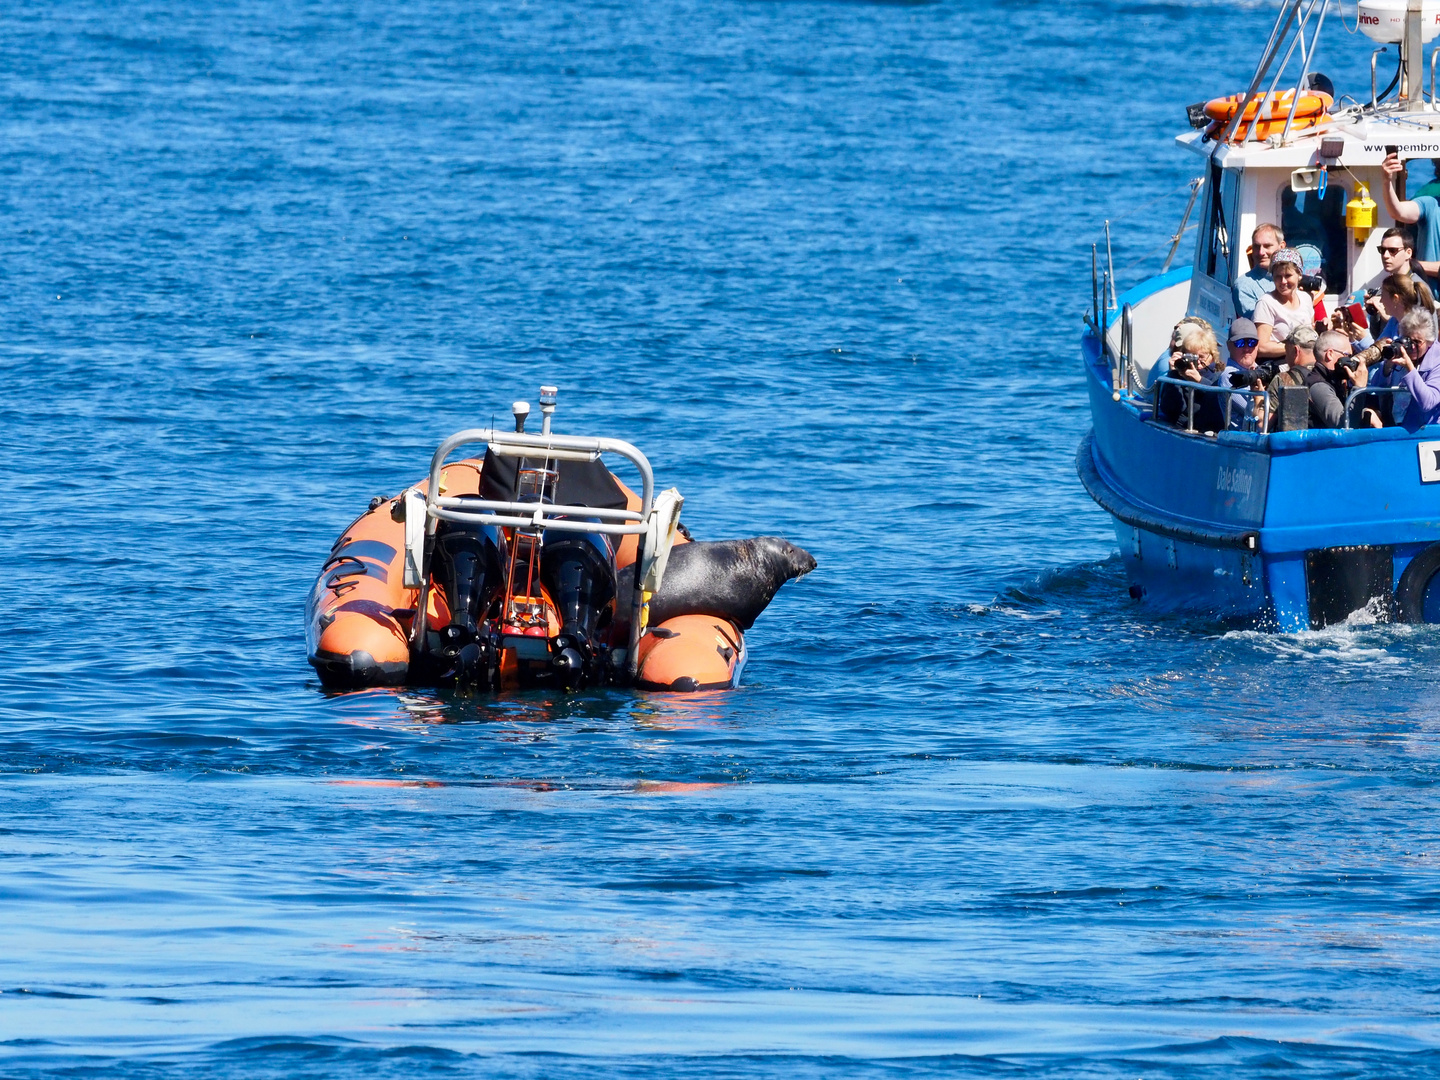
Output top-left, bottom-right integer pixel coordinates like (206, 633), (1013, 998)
(4, 1), (1440, 1076)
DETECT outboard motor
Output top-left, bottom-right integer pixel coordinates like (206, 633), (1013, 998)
(541, 530), (616, 688)
(431, 513), (505, 685)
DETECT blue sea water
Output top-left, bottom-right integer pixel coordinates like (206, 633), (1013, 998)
(4, 0), (1440, 1075)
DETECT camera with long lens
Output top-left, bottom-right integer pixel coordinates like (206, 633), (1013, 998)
(1229, 359), (1287, 387)
(1380, 340), (1405, 361)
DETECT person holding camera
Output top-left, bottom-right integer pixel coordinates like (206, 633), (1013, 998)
(1356, 271), (1436, 348)
(1264, 325), (1317, 431)
(1221, 318), (1268, 429)
(1158, 321), (1225, 431)
(1387, 308), (1440, 431)
(1344, 274), (1437, 425)
(1253, 248), (1313, 360)
(1307, 330), (1368, 429)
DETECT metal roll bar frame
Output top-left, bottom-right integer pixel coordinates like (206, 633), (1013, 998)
(411, 427), (656, 679)
(1151, 375), (1272, 433)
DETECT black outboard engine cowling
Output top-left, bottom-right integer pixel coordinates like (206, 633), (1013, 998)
(431, 514), (506, 684)
(541, 530), (616, 687)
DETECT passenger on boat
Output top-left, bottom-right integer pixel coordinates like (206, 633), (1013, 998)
(1380, 154), (1440, 285)
(1221, 317), (1264, 429)
(1158, 321), (1225, 432)
(1233, 223), (1284, 320)
(1307, 330), (1368, 429)
(1253, 248), (1313, 360)
(1391, 308), (1440, 432)
(1379, 272), (1434, 341)
(1348, 275), (1435, 425)
(1264, 324), (1318, 430)
(1378, 227), (1416, 281)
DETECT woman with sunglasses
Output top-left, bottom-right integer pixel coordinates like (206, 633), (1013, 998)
(1253, 248), (1314, 360)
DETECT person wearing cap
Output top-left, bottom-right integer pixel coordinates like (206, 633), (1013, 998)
(1233, 223), (1284, 320)
(1222, 317), (1264, 429)
(1265, 325), (1319, 430)
(1253, 247), (1315, 360)
(1380, 153), (1440, 286)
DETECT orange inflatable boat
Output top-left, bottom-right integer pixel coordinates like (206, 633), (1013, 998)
(307, 387), (815, 692)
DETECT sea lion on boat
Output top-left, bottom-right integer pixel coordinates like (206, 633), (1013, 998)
(619, 536), (816, 631)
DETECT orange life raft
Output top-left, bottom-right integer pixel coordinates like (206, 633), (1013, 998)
(306, 393), (812, 693)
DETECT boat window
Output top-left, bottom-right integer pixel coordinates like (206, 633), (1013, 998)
(1201, 159), (1240, 284)
(1405, 158), (1440, 199)
(1280, 185), (1347, 293)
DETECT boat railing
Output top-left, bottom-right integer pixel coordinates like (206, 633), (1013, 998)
(1150, 376), (1272, 435)
(423, 428), (655, 537)
(1145, 378), (1411, 435)
(1118, 303), (1134, 395)
(1343, 384), (1408, 430)
(412, 426), (658, 676)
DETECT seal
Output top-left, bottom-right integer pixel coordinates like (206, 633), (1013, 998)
(619, 536), (816, 631)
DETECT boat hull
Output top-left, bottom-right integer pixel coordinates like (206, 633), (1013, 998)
(1080, 329), (1440, 630)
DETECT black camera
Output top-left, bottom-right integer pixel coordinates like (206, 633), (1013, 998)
(1336, 354), (1360, 375)
(1299, 273), (1325, 294)
(1380, 340), (1405, 361)
(1231, 359), (1287, 387)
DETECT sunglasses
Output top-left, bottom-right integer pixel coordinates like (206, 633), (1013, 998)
(1230, 338), (1259, 349)
(1380, 246), (1407, 256)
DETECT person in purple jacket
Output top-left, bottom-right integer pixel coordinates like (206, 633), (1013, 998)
(1392, 308), (1440, 431)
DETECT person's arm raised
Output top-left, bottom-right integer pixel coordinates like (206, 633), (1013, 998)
(1382, 153), (1423, 225)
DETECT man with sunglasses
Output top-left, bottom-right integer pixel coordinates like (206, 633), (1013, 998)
(1233, 223), (1284, 320)
(1389, 309), (1440, 432)
(1377, 227), (1416, 280)
(1381, 154), (1440, 287)
(1221, 318), (1265, 429)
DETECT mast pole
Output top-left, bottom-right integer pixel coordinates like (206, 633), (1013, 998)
(1405, 0), (1424, 104)
(1225, 0), (1305, 144)
(1282, 0), (1331, 143)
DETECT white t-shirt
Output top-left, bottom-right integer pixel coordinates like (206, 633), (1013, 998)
(1252, 291), (1314, 342)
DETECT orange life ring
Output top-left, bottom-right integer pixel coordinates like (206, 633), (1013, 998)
(1203, 89), (1332, 124)
(1205, 112), (1331, 144)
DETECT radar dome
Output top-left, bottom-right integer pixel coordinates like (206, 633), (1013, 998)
(1358, 0), (1440, 43)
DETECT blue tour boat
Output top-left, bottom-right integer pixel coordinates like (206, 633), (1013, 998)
(1078, 0), (1440, 631)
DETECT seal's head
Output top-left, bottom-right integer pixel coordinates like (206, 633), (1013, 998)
(750, 535), (817, 583)
(635, 535), (817, 631)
